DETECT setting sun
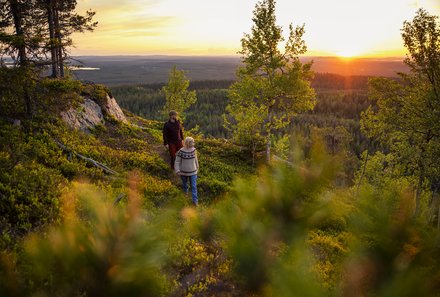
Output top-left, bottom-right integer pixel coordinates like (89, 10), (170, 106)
(333, 42), (372, 58)
(335, 50), (361, 58)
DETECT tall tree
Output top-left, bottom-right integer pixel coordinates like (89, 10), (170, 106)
(0, 0), (38, 66)
(402, 8), (440, 100)
(0, 0), (97, 117)
(44, 0), (58, 77)
(225, 0), (316, 162)
(0, 0), (40, 116)
(161, 65), (197, 120)
(361, 9), (440, 216)
(40, 0), (97, 78)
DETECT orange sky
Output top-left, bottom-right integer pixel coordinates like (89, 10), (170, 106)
(72, 0), (440, 57)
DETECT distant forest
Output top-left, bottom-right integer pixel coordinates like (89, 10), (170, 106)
(71, 55), (408, 85)
(111, 73), (372, 156)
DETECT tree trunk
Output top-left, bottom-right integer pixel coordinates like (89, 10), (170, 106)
(355, 149), (369, 198)
(9, 0), (32, 117)
(251, 141), (257, 167)
(266, 106), (273, 163)
(46, 0), (59, 77)
(266, 133), (271, 163)
(414, 164), (425, 217)
(53, 1), (64, 77)
(437, 192), (440, 230)
(9, 0), (26, 66)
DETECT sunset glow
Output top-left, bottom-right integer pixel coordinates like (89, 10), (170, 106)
(73, 0), (440, 57)
(336, 51), (358, 58)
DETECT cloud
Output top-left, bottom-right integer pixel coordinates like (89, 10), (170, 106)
(76, 0), (177, 39)
(77, 0), (161, 11)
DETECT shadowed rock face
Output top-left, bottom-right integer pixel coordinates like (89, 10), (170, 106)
(102, 94), (127, 123)
(61, 93), (127, 131)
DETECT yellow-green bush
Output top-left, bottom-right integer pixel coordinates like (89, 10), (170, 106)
(19, 182), (168, 297)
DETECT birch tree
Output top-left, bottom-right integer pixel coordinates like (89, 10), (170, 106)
(161, 65), (197, 120)
(225, 0), (316, 162)
(361, 9), (440, 216)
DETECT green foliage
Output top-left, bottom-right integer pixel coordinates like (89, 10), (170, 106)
(402, 8), (440, 96)
(226, 0), (316, 161)
(272, 134), (290, 160)
(354, 151), (432, 220)
(0, 67), (34, 117)
(167, 237), (233, 296)
(36, 77), (84, 113)
(0, 0), (96, 77)
(81, 83), (111, 109)
(0, 110), (169, 239)
(195, 141), (337, 294)
(141, 173), (181, 207)
(21, 182), (168, 297)
(360, 9), (440, 216)
(0, 161), (65, 230)
(345, 188), (440, 297)
(224, 96), (266, 160)
(110, 77), (373, 164)
(361, 73), (440, 215)
(0, 124), (67, 237)
(3, 8), (439, 294)
(1, 125), (440, 296)
(308, 230), (350, 289)
(0, 67), (89, 119)
(162, 65), (197, 120)
(196, 138), (255, 202)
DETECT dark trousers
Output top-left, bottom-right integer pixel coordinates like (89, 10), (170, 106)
(168, 142), (183, 169)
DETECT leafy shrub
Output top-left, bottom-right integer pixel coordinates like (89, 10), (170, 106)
(308, 230), (350, 289)
(81, 83), (111, 109)
(142, 173), (181, 207)
(167, 237), (233, 296)
(0, 162), (66, 234)
(18, 182), (169, 297)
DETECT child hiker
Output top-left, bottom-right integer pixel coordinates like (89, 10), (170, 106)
(174, 137), (199, 206)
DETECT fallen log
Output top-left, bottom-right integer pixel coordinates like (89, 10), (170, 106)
(113, 193), (126, 206)
(54, 139), (118, 175)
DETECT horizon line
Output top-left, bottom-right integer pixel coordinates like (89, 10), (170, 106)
(70, 54), (406, 60)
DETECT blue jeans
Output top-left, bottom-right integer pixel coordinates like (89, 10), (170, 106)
(181, 175), (198, 204)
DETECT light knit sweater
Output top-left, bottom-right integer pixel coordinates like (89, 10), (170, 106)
(174, 147), (199, 176)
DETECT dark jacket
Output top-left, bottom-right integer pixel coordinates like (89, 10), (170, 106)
(163, 120), (184, 145)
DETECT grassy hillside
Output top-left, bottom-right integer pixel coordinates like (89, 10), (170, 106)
(0, 84), (260, 295)
(0, 93), (255, 242)
(1, 80), (439, 297)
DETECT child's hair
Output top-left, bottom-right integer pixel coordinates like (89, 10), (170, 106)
(184, 137), (195, 148)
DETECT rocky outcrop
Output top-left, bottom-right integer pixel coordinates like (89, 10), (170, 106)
(61, 98), (104, 132)
(101, 94), (127, 123)
(60, 90), (127, 132)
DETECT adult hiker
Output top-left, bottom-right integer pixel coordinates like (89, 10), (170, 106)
(175, 137), (199, 206)
(163, 110), (184, 169)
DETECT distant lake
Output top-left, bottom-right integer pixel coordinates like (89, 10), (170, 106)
(70, 67), (100, 71)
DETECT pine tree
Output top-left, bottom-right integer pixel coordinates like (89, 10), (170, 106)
(0, 0), (41, 116)
(38, 0), (97, 77)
